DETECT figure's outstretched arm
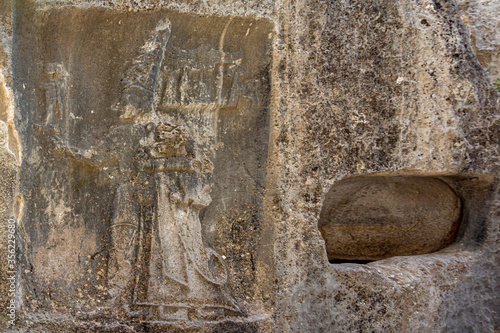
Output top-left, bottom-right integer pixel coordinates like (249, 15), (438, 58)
(53, 138), (101, 168)
(40, 124), (115, 168)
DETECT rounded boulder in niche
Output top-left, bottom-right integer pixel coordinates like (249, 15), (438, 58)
(318, 176), (462, 261)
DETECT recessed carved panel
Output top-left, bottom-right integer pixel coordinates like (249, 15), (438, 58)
(14, 8), (272, 327)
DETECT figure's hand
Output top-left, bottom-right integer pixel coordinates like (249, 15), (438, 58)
(34, 124), (66, 156)
(202, 158), (214, 174)
(51, 134), (76, 159)
(190, 157), (213, 175)
(190, 159), (203, 173)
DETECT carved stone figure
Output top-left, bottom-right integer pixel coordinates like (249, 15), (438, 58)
(51, 119), (238, 320)
(135, 123), (237, 320)
(42, 17), (241, 321)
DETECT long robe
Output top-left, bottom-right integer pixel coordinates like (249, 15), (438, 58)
(133, 171), (233, 310)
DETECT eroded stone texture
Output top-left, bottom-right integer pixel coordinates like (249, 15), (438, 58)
(269, 0), (499, 331)
(0, 2), (16, 330)
(34, 0), (275, 19)
(319, 176), (462, 261)
(0, 122), (16, 331)
(0, 1), (12, 76)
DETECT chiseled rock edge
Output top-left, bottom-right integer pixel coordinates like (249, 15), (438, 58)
(269, 0), (499, 331)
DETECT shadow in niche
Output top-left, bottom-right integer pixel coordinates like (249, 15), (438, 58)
(329, 259), (374, 265)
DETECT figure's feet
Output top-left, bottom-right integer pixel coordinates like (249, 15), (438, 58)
(140, 304), (242, 321)
(76, 306), (113, 321)
(158, 306), (189, 321)
(190, 306), (242, 321)
(191, 307), (225, 321)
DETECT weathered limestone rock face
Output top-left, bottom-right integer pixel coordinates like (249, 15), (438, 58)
(0, 0), (498, 332)
(319, 176), (462, 261)
(0, 123), (16, 331)
(13, 5), (272, 330)
(0, 2), (16, 329)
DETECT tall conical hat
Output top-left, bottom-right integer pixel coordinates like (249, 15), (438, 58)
(116, 19), (171, 120)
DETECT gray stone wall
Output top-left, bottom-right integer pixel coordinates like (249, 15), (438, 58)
(269, 0), (498, 331)
(0, 1), (16, 330)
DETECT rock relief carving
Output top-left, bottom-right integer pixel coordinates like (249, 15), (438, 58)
(45, 18), (241, 321)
